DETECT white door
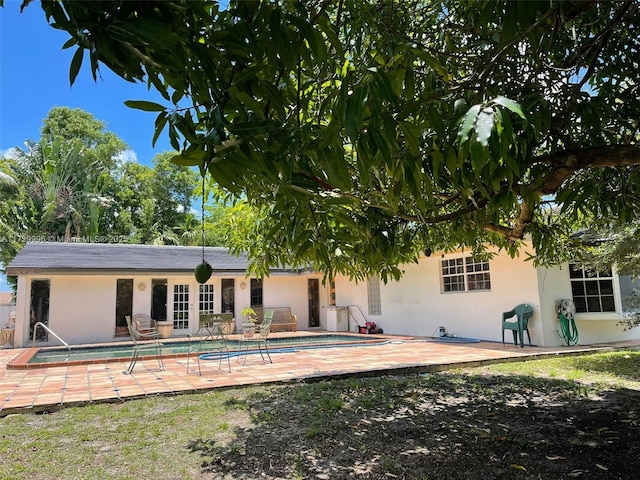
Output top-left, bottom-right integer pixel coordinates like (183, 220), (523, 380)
(170, 283), (191, 333)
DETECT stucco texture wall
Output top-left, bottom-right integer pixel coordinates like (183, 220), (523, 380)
(537, 265), (640, 346)
(336, 249), (543, 343)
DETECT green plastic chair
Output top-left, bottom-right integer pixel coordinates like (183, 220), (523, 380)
(501, 304), (533, 348)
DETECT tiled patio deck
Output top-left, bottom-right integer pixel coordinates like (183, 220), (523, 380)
(1, 333), (638, 416)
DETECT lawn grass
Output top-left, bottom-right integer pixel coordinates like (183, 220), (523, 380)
(1, 350), (639, 479)
(0, 388), (260, 480)
(474, 350), (640, 390)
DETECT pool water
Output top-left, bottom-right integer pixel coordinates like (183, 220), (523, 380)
(28, 334), (388, 365)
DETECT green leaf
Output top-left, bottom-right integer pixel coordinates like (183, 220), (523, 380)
(345, 85), (367, 141)
(152, 113), (168, 147)
(369, 67), (398, 103)
(318, 120), (341, 149)
(69, 47), (84, 86)
(492, 96), (527, 122)
(428, 107), (446, 138)
(445, 145), (459, 173)
(470, 136), (490, 174)
(168, 125), (180, 151)
(474, 107), (495, 147)
(113, 18), (182, 47)
(500, 108), (514, 142)
(399, 121), (420, 154)
(431, 147), (443, 185)
(170, 149), (206, 167)
(228, 120), (281, 135)
(415, 50), (450, 80)
(213, 138), (243, 156)
(454, 98), (468, 118)
(61, 37), (76, 50)
(458, 104), (481, 143)
(124, 100), (167, 112)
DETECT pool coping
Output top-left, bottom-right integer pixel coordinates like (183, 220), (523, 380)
(7, 332), (404, 370)
(3, 338), (640, 416)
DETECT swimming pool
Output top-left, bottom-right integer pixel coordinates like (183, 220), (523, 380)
(16, 333), (391, 369)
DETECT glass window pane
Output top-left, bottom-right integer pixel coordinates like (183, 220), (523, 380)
(599, 267), (613, 277)
(574, 297), (587, 313)
(584, 269), (598, 279)
(601, 296), (615, 312)
(367, 276), (382, 315)
(199, 284), (215, 314)
(586, 296), (601, 312)
(569, 264), (583, 279)
(571, 282), (585, 296)
(599, 280), (613, 295)
(250, 279), (263, 307)
(585, 281), (600, 295)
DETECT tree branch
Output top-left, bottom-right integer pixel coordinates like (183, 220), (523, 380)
(533, 145), (640, 195)
(484, 145), (640, 242)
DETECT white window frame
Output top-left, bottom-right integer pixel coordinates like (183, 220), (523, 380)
(569, 263), (616, 313)
(441, 256), (491, 293)
(172, 283), (190, 330)
(199, 284), (215, 314)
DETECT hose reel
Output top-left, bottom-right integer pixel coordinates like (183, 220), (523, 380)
(555, 299), (579, 346)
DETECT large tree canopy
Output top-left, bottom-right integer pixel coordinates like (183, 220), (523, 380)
(28, 0), (640, 280)
(0, 107), (207, 285)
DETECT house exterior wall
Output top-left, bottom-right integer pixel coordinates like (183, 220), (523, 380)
(11, 272), (327, 347)
(536, 265), (639, 346)
(261, 274), (326, 329)
(10, 248), (639, 348)
(334, 249), (640, 347)
(335, 248), (543, 343)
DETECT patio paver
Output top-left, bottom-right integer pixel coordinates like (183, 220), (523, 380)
(1, 334), (638, 416)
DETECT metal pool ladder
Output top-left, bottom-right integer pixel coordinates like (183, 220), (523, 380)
(32, 322), (71, 361)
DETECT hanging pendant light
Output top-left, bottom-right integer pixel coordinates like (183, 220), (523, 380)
(195, 168), (212, 284)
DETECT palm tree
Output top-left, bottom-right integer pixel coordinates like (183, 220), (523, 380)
(174, 212), (201, 246)
(0, 171), (18, 199)
(8, 137), (113, 240)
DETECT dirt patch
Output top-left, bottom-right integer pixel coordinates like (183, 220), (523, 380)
(189, 371), (640, 479)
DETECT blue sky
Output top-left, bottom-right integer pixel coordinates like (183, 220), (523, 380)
(0, 1), (173, 164)
(0, 2), (178, 291)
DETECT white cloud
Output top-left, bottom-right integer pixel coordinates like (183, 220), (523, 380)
(114, 149), (138, 164)
(1, 147), (18, 159)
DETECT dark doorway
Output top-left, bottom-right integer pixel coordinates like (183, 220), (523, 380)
(308, 279), (320, 327)
(30, 279), (50, 341)
(151, 278), (168, 321)
(115, 279), (133, 337)
(222, 278), (235, 314)
(250, 279), (263, 308)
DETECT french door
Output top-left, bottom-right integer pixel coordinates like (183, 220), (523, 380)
(171, 283), (191, 331)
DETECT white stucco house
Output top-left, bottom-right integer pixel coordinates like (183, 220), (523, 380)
(5, 241), (639, 348)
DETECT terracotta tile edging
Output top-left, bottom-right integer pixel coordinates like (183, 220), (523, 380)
(7, 348), (38, 370)
(5, 333), (407, 370)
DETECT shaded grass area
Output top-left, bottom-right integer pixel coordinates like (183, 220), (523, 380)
(1, 350), (640, 479)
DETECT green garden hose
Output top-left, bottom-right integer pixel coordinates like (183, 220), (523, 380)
(558, 313), (579, 346)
